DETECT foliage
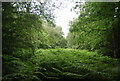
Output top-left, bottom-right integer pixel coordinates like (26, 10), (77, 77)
(67, 2), (120, 58)
(2, 2), (120, 81)
(2, 2), (66, 80)
(43, 24), (67, 48)
(2, 49), (120, 81)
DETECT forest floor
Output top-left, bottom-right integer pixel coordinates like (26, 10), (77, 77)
(31, 49), (120, 81)
(3, 49), (120, 81)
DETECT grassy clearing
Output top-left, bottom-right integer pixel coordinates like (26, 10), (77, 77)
(3, 49), (120, 81)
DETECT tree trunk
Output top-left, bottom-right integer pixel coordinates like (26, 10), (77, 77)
(112, 28), (116, 58)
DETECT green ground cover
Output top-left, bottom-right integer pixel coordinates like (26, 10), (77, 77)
(3, 49), (120, 81)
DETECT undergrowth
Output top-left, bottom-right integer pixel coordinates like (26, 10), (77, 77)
(2, 49), (120, 81)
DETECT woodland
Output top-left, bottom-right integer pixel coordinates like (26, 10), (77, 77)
(2, 1), (120, 81)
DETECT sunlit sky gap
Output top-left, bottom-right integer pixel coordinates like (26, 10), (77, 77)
(36, 0), (85, 37)
(52, 0), (81, 37)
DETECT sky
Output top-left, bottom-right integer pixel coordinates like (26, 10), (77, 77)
(53, 0), (79, 37)
(37, 0), (81, 37)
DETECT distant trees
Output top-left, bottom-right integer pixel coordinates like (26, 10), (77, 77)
(3, 2), (67, 55)
(67, 2), (120, 58)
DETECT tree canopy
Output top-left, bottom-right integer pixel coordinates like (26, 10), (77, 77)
(2, 2), (66, 78)
(67, 2), (120, 58)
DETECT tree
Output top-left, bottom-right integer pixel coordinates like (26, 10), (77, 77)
(67, 2), (120, 58)
(2, 2), (61, 78)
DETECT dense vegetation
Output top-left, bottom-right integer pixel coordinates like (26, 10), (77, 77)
(67, 2), (120, 58)
(2, 49), (120, 81)
(2, 1), (120, 81)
